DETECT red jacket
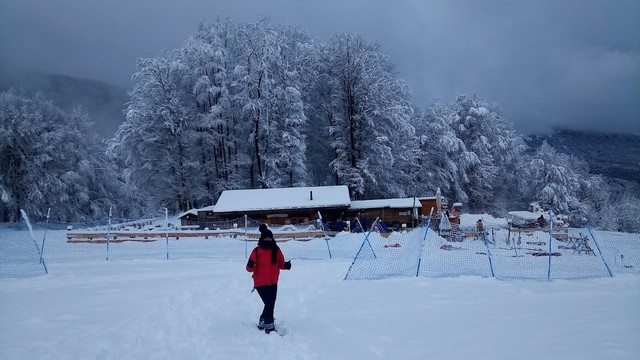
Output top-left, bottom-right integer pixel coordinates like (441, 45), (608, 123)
(246, 246), (286, 287)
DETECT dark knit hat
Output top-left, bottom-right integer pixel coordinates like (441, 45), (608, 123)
(257, 224), (278, 263)
(258, 223), (274, 244)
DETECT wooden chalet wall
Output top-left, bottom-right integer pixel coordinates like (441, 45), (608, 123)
(215, 207), (350, 226)
(178, 189), (461, 229)
(419, 197), (460, 225)
(342, 208), (419, 228)
(420, 198), (439, 216)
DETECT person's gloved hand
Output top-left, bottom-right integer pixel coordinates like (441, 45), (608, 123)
(247, 259), (255, 268)
(284, 260), (291, 270)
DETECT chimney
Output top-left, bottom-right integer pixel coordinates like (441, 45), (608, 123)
(310, 191), (313, 200)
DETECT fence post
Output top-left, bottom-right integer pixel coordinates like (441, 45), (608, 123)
(547, 213), (553, 281)
(318, 211), (332, 259)
(165, 208), (169, 260)
(586, 225), (613, 278)
(416, 208), (434, 277)
(363, 217), (379, 259)
(106, 206), (112, 261)
(39, 207), (51, 266)
(244, 214), (248, 258)
(325, 238), (333, 259)
(343, 217), (381, 280)
(481, 230), (495, 278)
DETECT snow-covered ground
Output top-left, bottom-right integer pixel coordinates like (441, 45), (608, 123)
(1, 258), (638, 359)
(1, 213), (639, 359)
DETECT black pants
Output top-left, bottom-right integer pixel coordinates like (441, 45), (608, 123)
(256, 284), (278, 324)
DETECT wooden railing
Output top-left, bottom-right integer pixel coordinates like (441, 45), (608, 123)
(66, 230), (331, 243)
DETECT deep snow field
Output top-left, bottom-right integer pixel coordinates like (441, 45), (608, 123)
(1, 213), (639, 359)
(1, 256), (639, 360)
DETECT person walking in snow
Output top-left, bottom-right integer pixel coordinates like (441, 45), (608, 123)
(246, 223), (291, 333)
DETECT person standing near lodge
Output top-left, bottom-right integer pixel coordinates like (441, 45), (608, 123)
(476, 219), (484, 240)
(246, 224), (291, 333)
(360, 213), (370, 231)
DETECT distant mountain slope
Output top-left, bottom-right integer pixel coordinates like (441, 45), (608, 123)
(0, 70), (128, 138)
(525, 129), (640, 187)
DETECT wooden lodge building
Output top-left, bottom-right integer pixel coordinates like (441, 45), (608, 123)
(178, 185), (460, 230)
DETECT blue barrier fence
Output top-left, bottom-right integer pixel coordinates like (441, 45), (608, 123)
(0, 212), (48, 278)
(344, 221), (639, 281)
(2, 211), (639, 280)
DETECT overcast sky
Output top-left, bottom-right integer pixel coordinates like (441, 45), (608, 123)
(1, 0), (638, 135)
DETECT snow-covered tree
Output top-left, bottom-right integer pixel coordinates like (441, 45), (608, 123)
(445, 94), (526, 212)
(221, 19), (310, 189)
(184, 19), (248, 200)
(113, 18), (312, 211)
(319, 32), (415, 199)
(0, 90), (65, 221)
(413, 95), (527, 212)
(528, 141), (588, 224)
(607, 191), (640, 232)
(0, 90), (144, 222)
(56, 107), (145, 222)
(303, 43), (337, 186)
(111, 56), (205, 212)
(261, 25), (309, 188)
(412, 103), (466, 200)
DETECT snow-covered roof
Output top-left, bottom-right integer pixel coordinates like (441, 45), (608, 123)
(177, 209), (198, 219)
(213, 185), (351, 213)
(350, 198), (419, 210)
(507, 211), (543, 220)
(418, 196), (437, 200)
(178, 205), (215, 219)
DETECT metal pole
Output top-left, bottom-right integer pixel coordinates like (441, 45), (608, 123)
(39, 207), (51, 265)
(586, 225), (613, 278)
(481, 228), (495, 278)
(165, 208), (169, 260)
(244, 214), (248, 258)
(106, 206), (112, 261)
(547, 213), (553, 281)
(416, 208), (434, 276)
(318, 211), (332, 259)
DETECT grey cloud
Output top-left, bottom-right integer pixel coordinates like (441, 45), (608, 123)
(1, 0), (638, 134)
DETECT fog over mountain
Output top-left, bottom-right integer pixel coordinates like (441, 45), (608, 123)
(0, 70), (127, 137)
(525, 130), (640, 194)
